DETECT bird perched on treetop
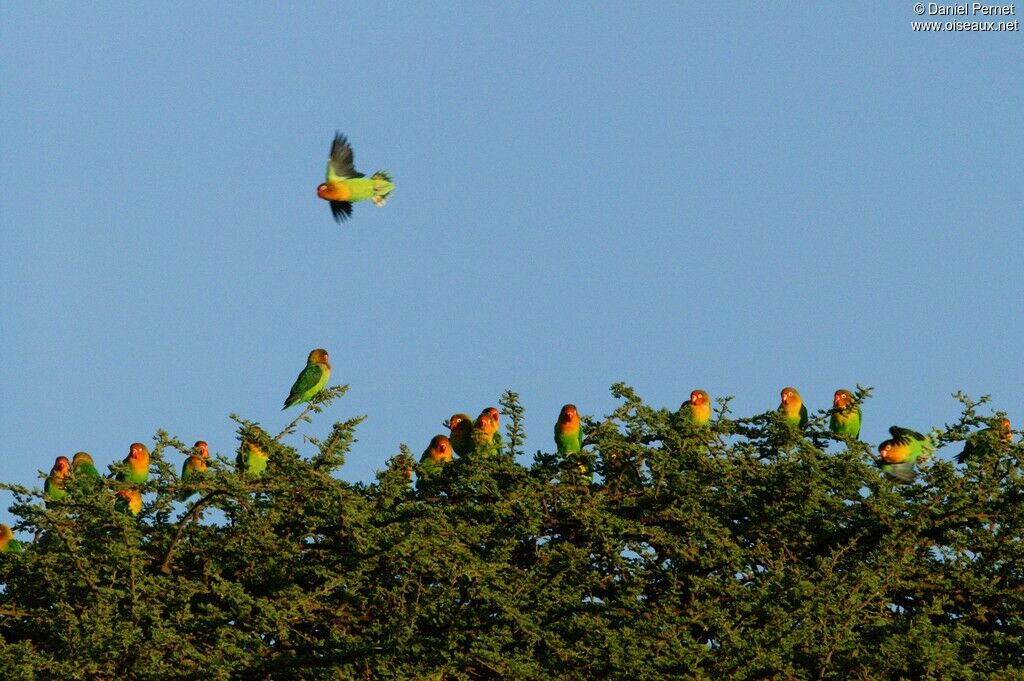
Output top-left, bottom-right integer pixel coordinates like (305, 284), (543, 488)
(115, 488), (143, 516)
(419, 435), (453, 481)
(778, 387), (809, 429)
(44, 456), (71, 503)
(71, 452), (100, 479)
(117, 443), (150, 485)
(283, 349), (331, 410)
(237, 428), (269, 478)
(956, 417), (1013, 464)
(179, 441), (210, 500)
(830, 389), (862, 439)
(680, 390), (712, 428)
(554, 405), (583, 455)
(0, 523), (22, 554)
(472, 407), (502, 457)
(316, 132), (394, 223)
(878, 426), (934, 483)
(446, 413), (474, 457)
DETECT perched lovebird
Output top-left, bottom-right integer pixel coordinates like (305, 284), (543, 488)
(237, 428), (269, 478)
(316, 131), (395, 223)
(679, 390), (712, 428)
(447, 413), (474, 457)
(115, 488), (143, 516)
(878, 426), (935, 483)
(117, 443), (150, 485)
(44, 456), (72, 503)
(0, 523), (23, 554)
(554, 404), (590, 483)
(71, 451), (100, 479)
(472, 407), (502, 457)
(554, 404), (583, 454)
(422, 435), (453, 466)
(419, 434), (453, 481)
(778, 387), (809, 429)
(179, 441), (210, 499)
(829, 389), (862, 439)
(283, 348), (332, 410)
(956, 417), (1013, 464)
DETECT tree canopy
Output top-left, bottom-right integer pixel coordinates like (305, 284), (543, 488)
(1, 385), (1021, 680)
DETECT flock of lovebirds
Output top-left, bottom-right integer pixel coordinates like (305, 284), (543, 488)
(0, 350), (1017, 555)
(0, 137), (1017, 555)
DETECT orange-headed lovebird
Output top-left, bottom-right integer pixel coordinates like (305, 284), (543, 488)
(447, 413), (474, 457)
(44, 456), (71, 503)
(830, 389), (862, 439)
(316, 132), (394, 223)
(679, 390), (712, 428)
(878, 426), (934, 483)
(117, 443), (150, 485)
(472, 407), (502, 457)
(283, 349), (331, 410)
(778, 387), (809, 429)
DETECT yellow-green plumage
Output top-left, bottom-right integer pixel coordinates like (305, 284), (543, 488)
(829, 390), (862, 439)
(317, 132), (395, 223)
(778, 387), (808, 429)
(283, 348), (331, 410)
(0, 524), (23, 554)
(44, 456), (71, 503)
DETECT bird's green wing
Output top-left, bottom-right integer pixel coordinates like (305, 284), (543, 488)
(889, 426), (925, 442)
(326, 132), (364, 181)
(284, 363), (327, 408)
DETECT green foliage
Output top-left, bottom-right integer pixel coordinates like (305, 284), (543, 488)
(2, 386), (1023, 679)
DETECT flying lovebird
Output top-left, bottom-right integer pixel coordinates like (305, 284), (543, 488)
(115, 488), (143, 516)
(237, 428), (269, 478)
(472, 407), (502, 457)
(778, 387), (809, 429)
(956, 417), (1013, 464)
(679, 390), (712, 428)
(117, 443), (150, 485)
(283, 348), (332, 410)
(71, 452), (100, 479)
(554, 404), (583, 455)
(0, 524), (23, 554)
(316, 131), (395, 223)
(878, 426), (935, 483)
(829, 389), (862, 439)
(446, 413), (474, 457)
(44, 456), (71, 503)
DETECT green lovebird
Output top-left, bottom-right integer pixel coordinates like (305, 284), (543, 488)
(554, 404), (583, 454)
(878, 426), (935, 483)
(446, 413), (474, 457)
(237, 428), (269, 478)
(419, 434), (453, 479)
(472, 407), (503, 457)
(71, 451), (100, 478)
(115, 488), (142, 516)
(0, 524), (23, 554)
(179, 441), (210, 500)
(829, 389), (862, 439)
(680, 390), (712, 427)
(778, 387), (809, 429)
(117, 443), (150, 485)
(555, 404), (590, 484)
(283, 348), (332, 410)
(44, 456), (71, 503)
(316, 131), (395, 223)
(956, 417), (1013, 464)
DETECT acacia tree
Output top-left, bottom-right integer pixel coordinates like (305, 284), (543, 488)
(1, 385), (1021, 679)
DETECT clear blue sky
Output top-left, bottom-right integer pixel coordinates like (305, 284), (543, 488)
(2, 4), (1021, 502)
